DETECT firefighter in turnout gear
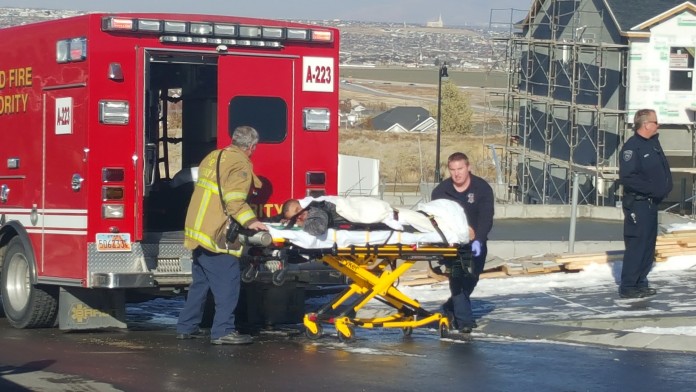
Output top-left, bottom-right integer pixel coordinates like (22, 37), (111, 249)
(177, 126), (268, 345)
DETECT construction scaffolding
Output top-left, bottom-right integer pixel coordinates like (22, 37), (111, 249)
(490, 0), (629, 206)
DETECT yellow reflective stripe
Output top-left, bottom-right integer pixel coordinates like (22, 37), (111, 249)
(223, 191), (248, 203)
(196, 178), (220, 194)
(236, 209), (256, 225)
(185, 228), (242, 256)
(193, 190), (213, 230)
(185, 228), (216, 249)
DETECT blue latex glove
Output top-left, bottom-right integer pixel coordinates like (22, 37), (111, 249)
(471, 240), (481, 257)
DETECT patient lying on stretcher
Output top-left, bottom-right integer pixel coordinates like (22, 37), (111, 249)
(270, 196), (470, 248)
(281, 198), (350, 236)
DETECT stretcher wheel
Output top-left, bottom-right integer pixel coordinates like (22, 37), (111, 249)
(271, 269), (287, 286)
(305, 324), (323, 340)
(241, 265), (258, 283)
(337, 325), (355, 343)
(439, 322), (449, 339)
(402, 327), (413, 336)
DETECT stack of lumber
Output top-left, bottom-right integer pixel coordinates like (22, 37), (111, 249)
(555, 250), (624, 271)
(399, 270), (447, 287)
(498, 259), (561, 276)
(655, 229), (696, 262)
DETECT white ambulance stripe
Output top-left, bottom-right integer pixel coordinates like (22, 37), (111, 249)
(2, 212), (88, 230)
(43, 209), (88, 214)
(0, 208), (33, 214)
(26, 229), (87, 235)
(0, 208), (87, 215)
(42, 214), (88, 229)
(5, 214), (33, 226)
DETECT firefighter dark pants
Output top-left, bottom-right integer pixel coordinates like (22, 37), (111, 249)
(621, 199), (658, 291)
(445, 243), (487, 329)
(177, 247), (241, 339)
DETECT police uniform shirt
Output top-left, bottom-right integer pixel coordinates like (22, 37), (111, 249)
(619, 132), (672, 202)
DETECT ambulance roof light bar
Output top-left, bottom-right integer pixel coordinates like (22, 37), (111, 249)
(101, 16), (333, 45)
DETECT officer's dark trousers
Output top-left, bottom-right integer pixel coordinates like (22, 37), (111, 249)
(177, 247), (241, 339)
(445, 244), (487, 329)
(621, 199), (658, 291)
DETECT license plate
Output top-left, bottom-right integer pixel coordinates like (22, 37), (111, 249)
(96, 233), (132, 252)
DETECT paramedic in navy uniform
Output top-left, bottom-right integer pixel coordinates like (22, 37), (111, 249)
(432, 152), (494, 333)
(618, 109), (672, 299)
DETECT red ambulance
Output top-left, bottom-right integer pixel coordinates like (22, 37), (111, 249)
(0, 13), (339, 329)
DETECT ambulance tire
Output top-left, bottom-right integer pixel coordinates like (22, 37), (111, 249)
(1, 236), (58, 329)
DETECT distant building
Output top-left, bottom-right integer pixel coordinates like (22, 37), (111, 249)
(426, 14), (444, 28)
(371, 106), (435, 133)
(503, 0), (696, 207)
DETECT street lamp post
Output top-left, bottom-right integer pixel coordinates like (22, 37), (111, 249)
(435, 62), (449, 183)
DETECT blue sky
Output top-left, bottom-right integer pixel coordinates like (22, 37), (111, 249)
(2, 0), (531, 26)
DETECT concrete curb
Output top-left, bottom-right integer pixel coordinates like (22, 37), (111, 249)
(477, 317), (696, 353)
(487, 240), (624, 260)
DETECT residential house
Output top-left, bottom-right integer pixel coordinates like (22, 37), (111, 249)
(370, 106), (435, 132)
(505, 0), (695, 207)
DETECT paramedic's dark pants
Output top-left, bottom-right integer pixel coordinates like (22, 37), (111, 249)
(177, 247), (241, 339)
(621, 199), (658, 291)
(445, 243), (487, 329)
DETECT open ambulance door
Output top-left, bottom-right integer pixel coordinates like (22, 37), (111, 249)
(217, 55), (296, 218)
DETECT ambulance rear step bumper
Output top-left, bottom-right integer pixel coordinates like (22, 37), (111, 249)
(91, 272), (155, 288)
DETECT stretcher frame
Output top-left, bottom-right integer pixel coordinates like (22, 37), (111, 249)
(287, 243), (459, 341)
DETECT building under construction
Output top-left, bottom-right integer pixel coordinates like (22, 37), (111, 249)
(493, 0), (696, 208)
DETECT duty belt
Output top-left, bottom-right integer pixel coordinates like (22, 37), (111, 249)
(630, 193), (655, 203)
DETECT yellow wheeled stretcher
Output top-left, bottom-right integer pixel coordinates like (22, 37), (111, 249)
(254, 197), (471, 341)
(288, 242), (460, 341)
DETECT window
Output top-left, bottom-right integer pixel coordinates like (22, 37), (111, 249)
(669, 47), (694, 91)
(228, 96), (287, 143)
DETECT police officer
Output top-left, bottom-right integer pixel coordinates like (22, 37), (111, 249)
(432, 152), (494, 333)
(619, 109), (672, 298)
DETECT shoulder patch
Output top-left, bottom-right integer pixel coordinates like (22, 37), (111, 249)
(623, 150), (633, 162)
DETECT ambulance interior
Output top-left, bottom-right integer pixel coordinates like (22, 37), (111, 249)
(143, 55), (219, 232)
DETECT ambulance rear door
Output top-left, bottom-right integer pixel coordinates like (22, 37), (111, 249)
(217, 55), (296, 217)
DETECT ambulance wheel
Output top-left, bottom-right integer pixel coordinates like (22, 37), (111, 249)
(271, 269), (287, 286)
(241, 265), (258, 283)
(402, 326), (413, 336)
(1, 237), (58, 329)
(337, 326), (355, 343)
(305, 324), (323, 340)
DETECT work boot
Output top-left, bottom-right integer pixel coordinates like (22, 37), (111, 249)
(619, 288), (647, 299)
(638, 287), (657, 297)
(458, 322), (478, 334)
(211, 331), (253, 345)
(176, 329), (209, 340)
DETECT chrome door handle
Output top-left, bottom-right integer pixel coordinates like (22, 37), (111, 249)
(72, 173), (84, 191)
(0, 184), (9, 203)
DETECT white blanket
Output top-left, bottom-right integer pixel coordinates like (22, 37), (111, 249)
(270, 197), (469, 248)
